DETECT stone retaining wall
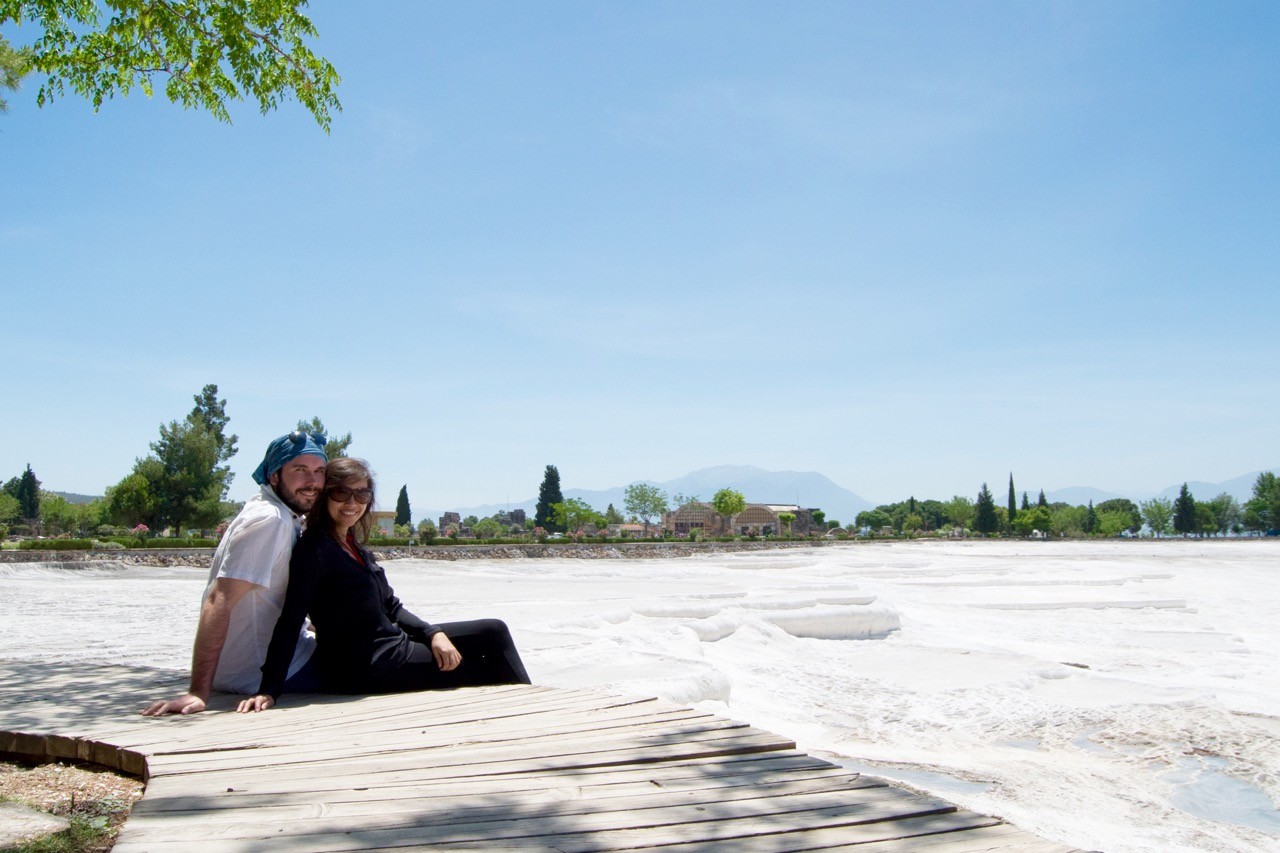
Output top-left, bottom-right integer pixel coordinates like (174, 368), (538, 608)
(0, 539), (832, 567)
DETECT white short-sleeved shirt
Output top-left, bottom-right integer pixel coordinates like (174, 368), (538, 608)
(204, 484), (316, 694)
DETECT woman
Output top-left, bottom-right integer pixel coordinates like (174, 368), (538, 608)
(239, 457), (530, 712)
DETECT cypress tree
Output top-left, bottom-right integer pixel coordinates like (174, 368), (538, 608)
(1173, 483), (1197, 534)
(1007, 474), (1017, 523)
(974, 483), (999, 535)
(1021, 492), (1030, 511)
(395, 485), (411, 527)
(535, 465), (565, 532)
(16, 464), (40, 521)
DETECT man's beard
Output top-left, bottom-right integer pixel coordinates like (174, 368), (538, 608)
(276, 480), (318, 515)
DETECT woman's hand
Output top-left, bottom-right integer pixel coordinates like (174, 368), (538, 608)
(236, 694), (275, 713)
(431, 633), (462, 671)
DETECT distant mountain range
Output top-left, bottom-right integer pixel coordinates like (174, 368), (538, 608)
(419, 465), (875, 527)
(1045, 468), (1274, 507)
(47, 465), (1278, 523)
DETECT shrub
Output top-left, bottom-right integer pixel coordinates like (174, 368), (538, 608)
(17, 538), (95, 550)
(141, 538), (217, 548)
(92, 540), (126, 551)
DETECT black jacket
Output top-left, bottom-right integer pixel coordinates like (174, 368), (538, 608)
(258, 530), (440, 698)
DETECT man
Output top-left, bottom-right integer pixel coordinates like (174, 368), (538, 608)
(141, 431), (329, 716)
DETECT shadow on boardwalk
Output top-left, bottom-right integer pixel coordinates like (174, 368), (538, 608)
(0, 659), (1077, 851)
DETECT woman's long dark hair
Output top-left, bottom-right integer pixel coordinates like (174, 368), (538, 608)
(307, 457), (376, 545)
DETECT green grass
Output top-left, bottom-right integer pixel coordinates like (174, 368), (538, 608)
(0, 794), (131, 852)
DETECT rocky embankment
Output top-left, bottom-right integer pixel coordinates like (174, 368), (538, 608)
(0, 539), (832, 568)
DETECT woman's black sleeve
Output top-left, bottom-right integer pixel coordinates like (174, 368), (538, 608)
(370, 549), (441, 641)
(257, 535), (323, 699)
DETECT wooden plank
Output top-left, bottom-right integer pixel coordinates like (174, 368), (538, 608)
(124, 771), (878, 830)
(140, 704), (733, 764)
(140, 729), (778, 786)
(622, 811), (1006, 852)
(115, 692), (685, 757)
(135, 751), (847, 808)
(142, 714), (763, 774)
(114, 785), (956, 848)
(812, 819), (1077, 852)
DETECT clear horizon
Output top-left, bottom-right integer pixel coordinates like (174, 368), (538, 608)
(4, 2), (1278, 511)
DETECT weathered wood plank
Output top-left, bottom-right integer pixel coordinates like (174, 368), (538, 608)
(628, 811), (1006, 852)
(813, 819), (1078, 852)
(115, 785), (957, 849)
(124, 771), (879, 830)
(135, 751), (845, 807)
(142, 714), (765, 775)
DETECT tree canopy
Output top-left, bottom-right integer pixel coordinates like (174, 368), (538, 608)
(1140, 497), (1173, 537)
(394, 485), (411, 528)
(974, 483), (999, 535)
(623, 483), (668, 534)
(295, 417), (351, 458)
(1, 0), (340, 129)
(104, 385), (236, 534)
(1172, 483), (1197, 535)
(191, 384), (237, 497)
(0, 32), (30, 111)
(15, 463), (40, 520)
(1244, 472), (1278, 532)
(534, 465), (564, 532)
(711, 488), (746, 523)
(552, 497), (601, 534)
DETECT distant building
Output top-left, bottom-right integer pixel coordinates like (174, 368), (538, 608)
(493, 509), (526, 532)
(661, 502), (825, 536)
(663, 502), (719, 535)
(370, 511), (396, 536)
(438, 511), (461, 530)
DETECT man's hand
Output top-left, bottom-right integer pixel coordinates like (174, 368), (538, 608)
(431, 633), (462, 671)
(140, 693), (207, 717)
(236, 694), (275, 713)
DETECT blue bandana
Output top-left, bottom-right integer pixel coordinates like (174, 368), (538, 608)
(252, 431), (328, 485)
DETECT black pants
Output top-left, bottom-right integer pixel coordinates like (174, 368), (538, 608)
(371, 618), (531, 693)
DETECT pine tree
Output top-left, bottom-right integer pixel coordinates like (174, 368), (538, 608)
(974, 483), (999, 535)
(395, 485), (411, 528)
(535, 465), (565, 532)
(295, 417), (352, 458)
(1084, 500), (1097, 534)
(1173, 483), (1197, 535)
(16, 464), (40, 521)
(1037, 489), (1048, 508)
(1007, 474), (1017, 523)
(190, 384), (238, 497)
(1021, 492), (1030, 511)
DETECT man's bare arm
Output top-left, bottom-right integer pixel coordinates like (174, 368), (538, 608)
(140, 577), (255, 716)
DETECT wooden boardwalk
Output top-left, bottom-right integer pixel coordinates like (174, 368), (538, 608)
(0, 660), (1077, 851)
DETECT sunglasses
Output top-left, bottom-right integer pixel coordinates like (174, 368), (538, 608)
(289, 430), (328, 447)
(328, 486), (373, 504)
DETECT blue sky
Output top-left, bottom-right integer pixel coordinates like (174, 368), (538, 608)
(3, 1), (1278, 511)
